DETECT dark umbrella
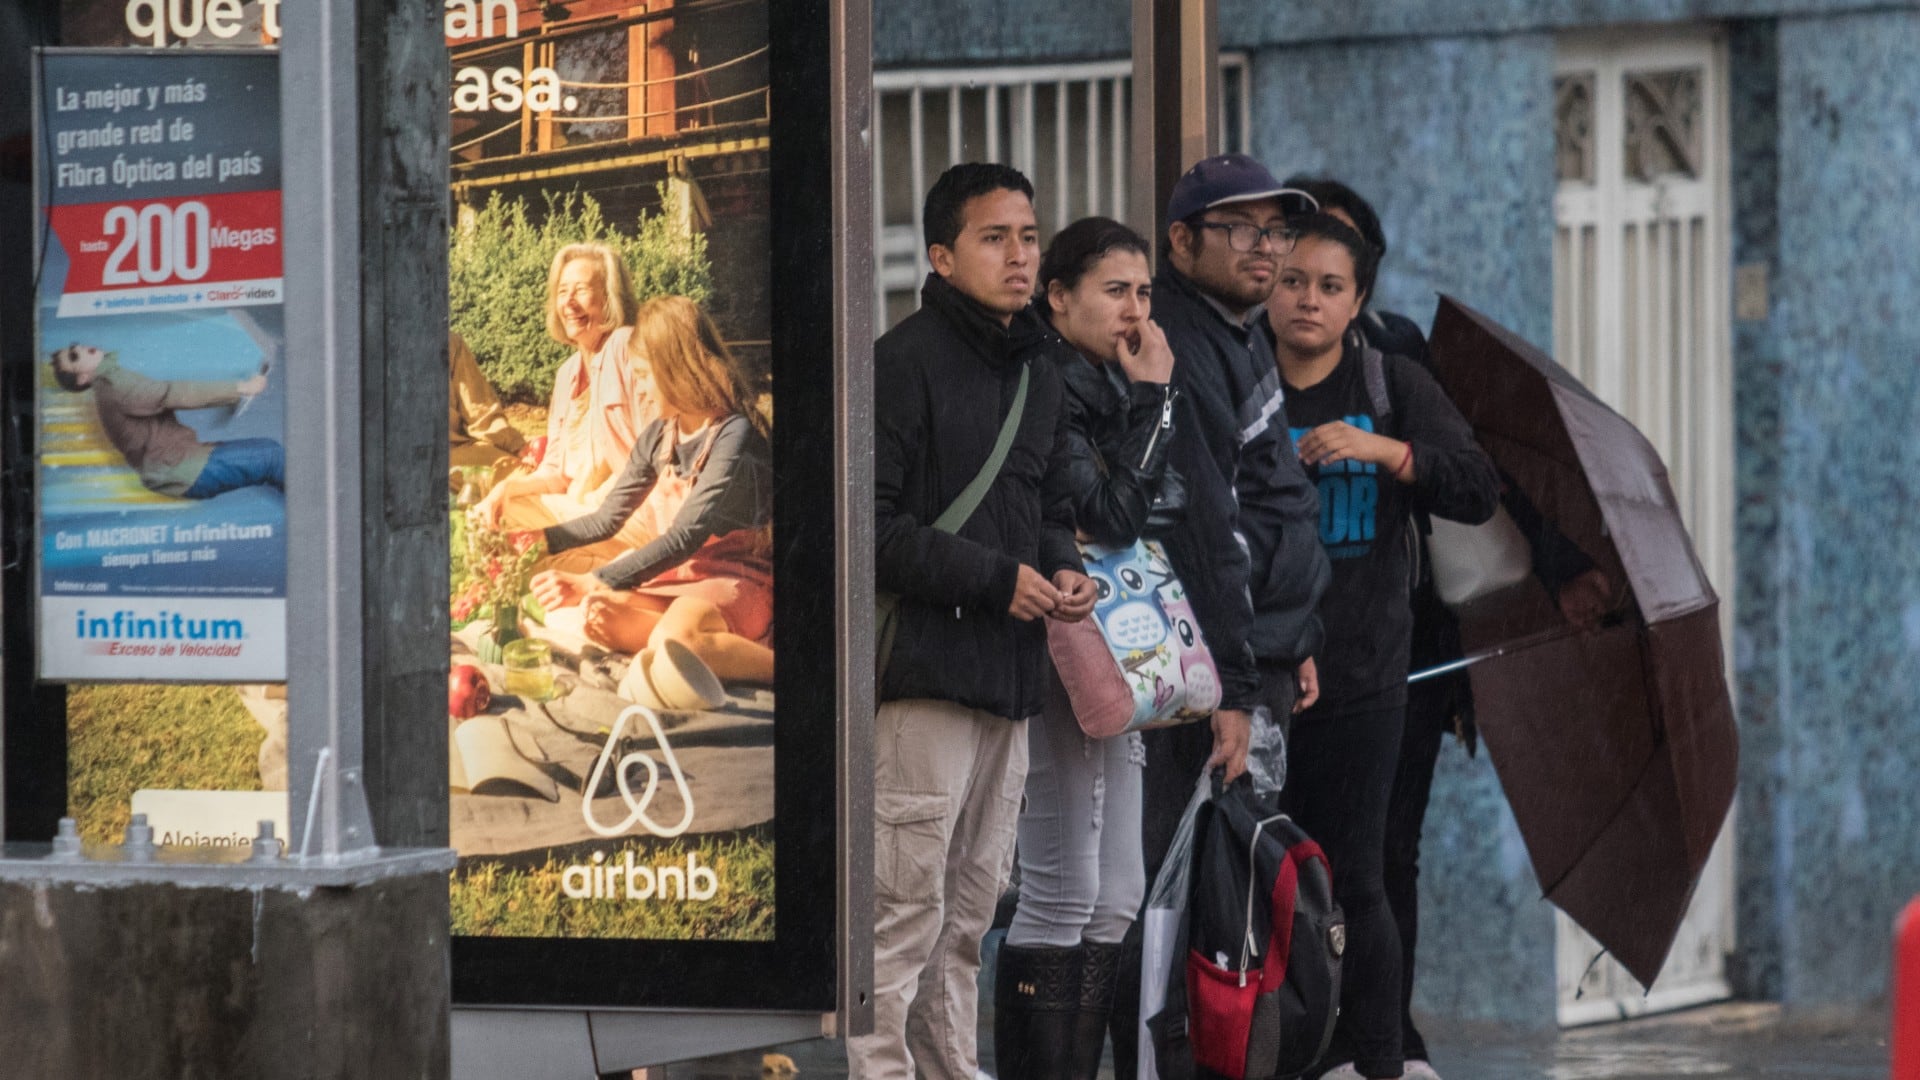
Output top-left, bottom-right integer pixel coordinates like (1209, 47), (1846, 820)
(1423, 294), (1738, 989)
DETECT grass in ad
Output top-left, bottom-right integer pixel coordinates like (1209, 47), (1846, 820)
(452, 828), (774, 941)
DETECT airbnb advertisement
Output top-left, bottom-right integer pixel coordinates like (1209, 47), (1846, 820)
(33, 49), (286, 683)
(440, 0), (777, 947)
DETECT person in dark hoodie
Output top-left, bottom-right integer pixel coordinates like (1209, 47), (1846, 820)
(1106, 155), (1331, 1078)
(1284, 176), (1610, 1080)
(852, 162), (1095, 1080)
(1272, 212), (1499, 1080)
(994, 216), (1256, 1080)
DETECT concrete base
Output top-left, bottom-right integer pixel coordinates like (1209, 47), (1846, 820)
(0, 870), (450, 1078)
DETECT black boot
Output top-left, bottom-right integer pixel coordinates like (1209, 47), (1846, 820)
(994, 943), (1083, 1080)
(1072, 940), (1124, 1079)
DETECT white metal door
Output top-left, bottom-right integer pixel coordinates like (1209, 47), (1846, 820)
(1552, 29), (1737, 1025)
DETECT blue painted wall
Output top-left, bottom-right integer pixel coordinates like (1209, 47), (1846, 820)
(1217, 0), (1909, 48)
(870, 0), (1908, 65)
(874, 0), (1128, 67)
(1731, 7), (1920, 1008)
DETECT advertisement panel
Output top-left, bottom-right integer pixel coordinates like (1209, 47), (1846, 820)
(33, 49), (286, 683)
(440, 0), (779, 950)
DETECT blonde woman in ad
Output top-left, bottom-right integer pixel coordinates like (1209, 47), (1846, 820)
(476, 242), (657, 570)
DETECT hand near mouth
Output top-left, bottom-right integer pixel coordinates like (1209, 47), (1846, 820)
(1118, 318), (1175, 384)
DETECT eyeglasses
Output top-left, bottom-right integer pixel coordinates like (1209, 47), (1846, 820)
(1193, 220), (1298, 254)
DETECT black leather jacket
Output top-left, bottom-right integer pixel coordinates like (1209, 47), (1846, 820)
(1037, 315), (1262, 713)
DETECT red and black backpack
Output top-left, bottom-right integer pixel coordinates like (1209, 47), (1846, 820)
(1153, 778), (1345, 1080)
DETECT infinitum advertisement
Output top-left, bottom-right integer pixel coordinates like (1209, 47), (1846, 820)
(33, 49), (286, 683)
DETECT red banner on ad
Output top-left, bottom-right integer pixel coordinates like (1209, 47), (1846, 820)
(48, 190), (281, 294)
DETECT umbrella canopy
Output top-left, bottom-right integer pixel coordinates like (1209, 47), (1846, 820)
(1425, 294), (1738, 989)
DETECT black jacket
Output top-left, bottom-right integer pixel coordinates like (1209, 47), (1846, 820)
(874, 274), (1083, 721)
(1042, 320), (1262, 713)
(1153, 265), (1330, 666)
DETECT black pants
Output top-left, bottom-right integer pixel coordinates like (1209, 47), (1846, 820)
(1382, 677), (1451, 1063)
(1109, 662), (1299, 1080)
(1283, 698), (1405, 1080)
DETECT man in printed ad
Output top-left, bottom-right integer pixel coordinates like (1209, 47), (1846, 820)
(48, 340), (282, 500)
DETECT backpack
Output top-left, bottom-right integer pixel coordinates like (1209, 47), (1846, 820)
(1171, 778), (1345, 1080)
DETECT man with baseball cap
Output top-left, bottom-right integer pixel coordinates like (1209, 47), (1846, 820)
(1107, 154), (1332, 1076)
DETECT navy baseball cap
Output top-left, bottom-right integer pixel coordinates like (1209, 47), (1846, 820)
(1166, 154), (1318, 223)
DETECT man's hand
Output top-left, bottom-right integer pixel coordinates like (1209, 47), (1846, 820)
(1008, 564), (1061, 622)
(530, 568), (603, 612)
(1556, 569), (1612, 629)
(1207, 707), (1252, 784)
(237, 374), (267, 397)
(1294, 657), (1320, 713)
(1048, 570), (1097, 622)
(1118, 318), (1176, 385)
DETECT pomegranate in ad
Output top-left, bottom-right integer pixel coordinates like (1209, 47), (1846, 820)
(448, 663), (491, 719)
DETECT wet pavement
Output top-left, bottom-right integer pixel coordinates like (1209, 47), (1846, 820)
(646, 1001), (1889, 1079)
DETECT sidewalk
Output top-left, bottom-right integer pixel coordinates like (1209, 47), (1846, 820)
(649, 1000), (1888, 1079)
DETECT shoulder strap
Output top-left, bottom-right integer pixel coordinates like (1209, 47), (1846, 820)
(932, 362), (1030, 533)
(1361, 346), (1392, 422)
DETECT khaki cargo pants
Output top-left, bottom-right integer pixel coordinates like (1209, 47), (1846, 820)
(846, 698), (1028, 1080)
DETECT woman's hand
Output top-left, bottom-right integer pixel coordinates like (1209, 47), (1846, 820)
(471, 489), (505, 529)
(1207, 707), (1252, 784)
(530, 568), (603, 612)
(473, 474), (527, 529)
(1295, 422), (1410, 479)
(1118, 318), (1176, 385)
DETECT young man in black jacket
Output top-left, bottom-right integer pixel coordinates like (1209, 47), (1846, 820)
(853, 162), (1095, 1080)
(1108, 154), (1334, 1078)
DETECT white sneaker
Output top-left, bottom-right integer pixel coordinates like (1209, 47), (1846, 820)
(1403, 1061), (1444, 1080)
(1317, 1065), (1367, 1080)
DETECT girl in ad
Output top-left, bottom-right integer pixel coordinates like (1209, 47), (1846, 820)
(527, 295), (773, 685)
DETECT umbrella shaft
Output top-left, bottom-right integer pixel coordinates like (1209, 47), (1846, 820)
(1407, 656), (1482, 684)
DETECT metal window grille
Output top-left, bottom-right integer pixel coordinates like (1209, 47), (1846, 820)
(872, 55), (1250, 329)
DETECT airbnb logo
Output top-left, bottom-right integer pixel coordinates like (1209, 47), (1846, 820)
(580, 704), (695, 839)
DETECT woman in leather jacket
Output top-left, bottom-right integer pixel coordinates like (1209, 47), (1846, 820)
(994, 217), (1258, 1080)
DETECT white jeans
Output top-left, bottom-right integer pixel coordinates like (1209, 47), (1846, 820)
(847, 699), (1028, 1080)
(1006, 679), (1145, 949)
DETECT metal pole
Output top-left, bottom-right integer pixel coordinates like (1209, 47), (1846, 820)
(281, 0), (373, 861)
(1130, 0), (1219, 251)
(833, 0), (878, 1038)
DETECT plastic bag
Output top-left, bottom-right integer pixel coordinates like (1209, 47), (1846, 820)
(1138, 774), (1211, 1080)
(1244, 704), (1288, 797)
